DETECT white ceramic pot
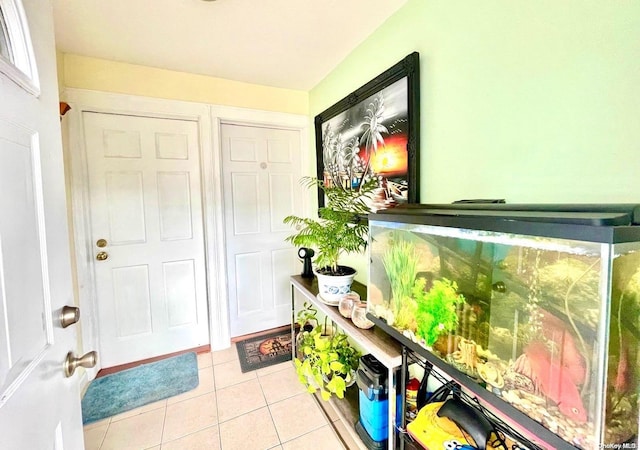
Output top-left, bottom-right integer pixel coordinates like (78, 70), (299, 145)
(314, 266), (356, 303)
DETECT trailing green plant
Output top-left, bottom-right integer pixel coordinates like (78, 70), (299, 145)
(295, 301), (318, 331)
(294, 327), (361, 400)
(414, 278), (465, 347)
(284, 177), (376, 274)
(382, 239), (420, 317)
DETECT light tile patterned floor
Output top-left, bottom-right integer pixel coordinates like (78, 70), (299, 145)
(83, 344), (358, 450)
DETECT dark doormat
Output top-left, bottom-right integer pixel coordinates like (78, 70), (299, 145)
(236, 329), (293, 373)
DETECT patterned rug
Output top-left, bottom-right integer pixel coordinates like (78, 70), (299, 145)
(236, 329), (293, 373)
(81, 352), (199, 424)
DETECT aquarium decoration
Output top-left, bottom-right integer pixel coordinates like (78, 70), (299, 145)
(382, 238), (420, 328)
(414, 278), (464, 348)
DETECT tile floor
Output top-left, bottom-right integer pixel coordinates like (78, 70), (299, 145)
(83, 344), (361, 450)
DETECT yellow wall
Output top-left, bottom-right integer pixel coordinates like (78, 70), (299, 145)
(60, 53), (308, 115)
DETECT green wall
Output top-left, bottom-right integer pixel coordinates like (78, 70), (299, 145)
(309, 0), (640, 282)
(310, 0), (640, 204)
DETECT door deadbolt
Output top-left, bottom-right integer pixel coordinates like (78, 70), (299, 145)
(96, 251), (108, 261)
(64, 351), (97, 377)
(96, 239), (108, 248)
(60, 306), (80, 328)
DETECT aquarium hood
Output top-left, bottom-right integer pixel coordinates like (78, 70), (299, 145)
(376, 203), (640, 226)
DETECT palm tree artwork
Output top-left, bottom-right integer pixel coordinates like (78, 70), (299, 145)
(359, 95), (388, 189)
(318, 77), (410, 212)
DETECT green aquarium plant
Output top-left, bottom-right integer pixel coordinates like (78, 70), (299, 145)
(382, 239), (420, 320)
(294, 327), (361, 400)
(414, 278), (465, 347)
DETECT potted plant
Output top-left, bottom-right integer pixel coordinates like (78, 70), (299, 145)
(295, 301), (319, 333)
(294, 325), (361, 400)
(295, 301), (323, 360)
(284, 177), (375, 302)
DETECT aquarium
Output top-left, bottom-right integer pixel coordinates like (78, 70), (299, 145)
(367, 204), (640, 449)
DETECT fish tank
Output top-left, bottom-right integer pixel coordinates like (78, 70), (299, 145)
(367, 204), (640, 449)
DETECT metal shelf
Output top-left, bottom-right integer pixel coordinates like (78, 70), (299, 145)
(370, 314), (581, 450)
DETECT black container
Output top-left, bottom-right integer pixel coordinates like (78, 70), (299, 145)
(355, 420), (387, 450)
(357, 354), (388, 400)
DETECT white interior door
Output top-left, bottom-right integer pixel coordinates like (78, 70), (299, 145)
(83, 112), (210, 368)
(221, 123), (302, 337)
(0, 0), (84, 447)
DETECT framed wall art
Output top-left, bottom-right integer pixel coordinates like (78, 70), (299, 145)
(314, 52), (420, 212)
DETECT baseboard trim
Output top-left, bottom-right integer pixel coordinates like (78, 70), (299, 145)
(95, 345), (210, 378)
(230, 324), (291, 343)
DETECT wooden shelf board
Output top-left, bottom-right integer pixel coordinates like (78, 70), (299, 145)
(291, 275), (402, 368)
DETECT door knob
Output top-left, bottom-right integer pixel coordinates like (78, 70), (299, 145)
(96, 251), (108, 261)
(64, 351), (98, 377)
(60, 305), (80, 328)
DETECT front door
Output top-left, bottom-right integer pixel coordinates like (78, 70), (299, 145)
(83, 112), (210, 367)
(221, 123), (303, 337)
(0, 1), (84, 448)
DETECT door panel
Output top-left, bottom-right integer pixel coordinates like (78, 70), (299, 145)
(157, 171), (193, 240)
(267, 138), (292, 163)
(222, 124), (303, 337)
(0, 120), (52, 388)
(235, 252), (263, 316)
(269, 173), (295, 232)
(0, 2), (83, 445)
(163, 259), (198, 327)
(156, 132), (189, 159)
(103, 129), (141, 157)
(231, 172), (260, 234)
(271, 248), (299, 307)
(84, 112), (209, 367)
(112, 265), (152, 337)
(106, 171), (147, 243)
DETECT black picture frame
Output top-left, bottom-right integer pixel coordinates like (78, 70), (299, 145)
(314, 52), (420, 212)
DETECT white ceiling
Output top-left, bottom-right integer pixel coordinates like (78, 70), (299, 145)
(52, 0), (407, 91)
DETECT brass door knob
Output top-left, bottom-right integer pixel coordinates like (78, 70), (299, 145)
(64, 351), (98, 377)
(60, 306), (80, 328)
(96, 251), (108, 261)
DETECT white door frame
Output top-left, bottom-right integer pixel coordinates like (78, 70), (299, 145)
(210, 105), (310, 344)
(64, 88), (310, 378)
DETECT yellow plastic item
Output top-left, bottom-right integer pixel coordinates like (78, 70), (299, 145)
(407, 401), (513, 450)
(406, 401), (472, 449)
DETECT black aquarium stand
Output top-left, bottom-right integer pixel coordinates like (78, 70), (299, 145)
(370, 315), (582, 450)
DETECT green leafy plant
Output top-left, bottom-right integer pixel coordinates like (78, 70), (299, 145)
(295, 301), (318, 331)
(294, 327), (361, 400)
(284, 177), (375, 274)
(414, 278), (464, 347)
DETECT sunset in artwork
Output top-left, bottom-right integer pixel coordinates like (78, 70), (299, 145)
(366, 135), (408, 177)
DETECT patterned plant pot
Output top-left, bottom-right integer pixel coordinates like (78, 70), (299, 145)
(314, 266), (356, 303)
